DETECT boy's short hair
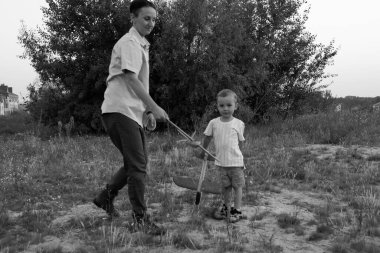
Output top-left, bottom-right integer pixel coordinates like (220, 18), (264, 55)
(217, 89), (238, 102)
(130, 0), (156, 16)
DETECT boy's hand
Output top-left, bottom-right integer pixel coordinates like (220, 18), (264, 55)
(187, 140), (201, 148)
(194, 149), (215, 161)
(194, 149), (205, 159)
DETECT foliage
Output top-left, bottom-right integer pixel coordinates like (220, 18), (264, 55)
(19, 0), (132, 131)
(0, 110), (34, 135)
(277, 212), (300, 228)
(19, 0), (337, 131)
(152, 0), (338, 127)
(333, 96), (380, 112)
(261, 110), (380, 145)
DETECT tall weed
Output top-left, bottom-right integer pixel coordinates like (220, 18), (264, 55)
(0, 111), (33, 135)
(265, 111), (380, 145)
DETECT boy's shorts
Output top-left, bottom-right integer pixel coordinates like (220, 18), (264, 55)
(217, 166), (245, 188)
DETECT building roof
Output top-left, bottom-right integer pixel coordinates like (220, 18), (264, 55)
(0, 84), (18, 100)
(373, 102), (380, 107)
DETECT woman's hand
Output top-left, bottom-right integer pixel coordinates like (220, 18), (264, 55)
(143, 112), (157, 131)
(152, 106), (169, 121)
(147, 113), (156, 131)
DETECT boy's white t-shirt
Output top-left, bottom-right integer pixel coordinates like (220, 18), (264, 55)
(204, 117), (245, 167)
(101, 27), (150, 127)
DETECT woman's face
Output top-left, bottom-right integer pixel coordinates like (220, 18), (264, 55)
(132, 7), (157, 37)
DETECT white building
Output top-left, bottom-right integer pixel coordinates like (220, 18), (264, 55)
(334, 103), (342, 112)
(0, 100), (4, 115)
(373, 102), (380, 112)
(0, 84), (19, 116)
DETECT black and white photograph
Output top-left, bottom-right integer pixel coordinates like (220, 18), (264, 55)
(1, 0), (379, 252)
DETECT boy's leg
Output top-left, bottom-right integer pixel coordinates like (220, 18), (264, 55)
(218, 166), (233, 207)
(229, 167), (245, 208)
(213, 167), (232, 219)
(233, 187), (243, 210)
(229, 167), (246, 222)
(223, 187), (233, 208)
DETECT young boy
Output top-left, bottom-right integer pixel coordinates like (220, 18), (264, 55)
(93, 0), (168, 235)
(199, 89), (246, 222)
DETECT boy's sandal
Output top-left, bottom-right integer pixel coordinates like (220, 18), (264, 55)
(229, 214), (247, 223)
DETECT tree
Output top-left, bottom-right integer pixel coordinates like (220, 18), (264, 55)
(19, 0), (132, 131)
(241, 0), (337, 119)
(151, 0), (258, 127)
(19, 0), (337, 132)
(150, 0), (213, 128)
(152, 0), (337, 125)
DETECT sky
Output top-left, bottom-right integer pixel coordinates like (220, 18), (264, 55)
(0, 0), (379, 100)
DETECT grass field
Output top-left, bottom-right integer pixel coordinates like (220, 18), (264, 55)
(0, 111), (379, 252)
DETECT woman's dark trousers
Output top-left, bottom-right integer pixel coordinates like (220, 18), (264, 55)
(94, 113), (148, 217)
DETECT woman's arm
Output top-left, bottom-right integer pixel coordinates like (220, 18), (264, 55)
(124, 71), (168, 120)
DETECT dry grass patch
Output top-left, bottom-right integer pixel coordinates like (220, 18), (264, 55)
(1, 117), (380, 252)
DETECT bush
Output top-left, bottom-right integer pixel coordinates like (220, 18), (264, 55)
(0, 111), (33, 135)
(277, 213), (300, 228)
(265, 111), (380, 145)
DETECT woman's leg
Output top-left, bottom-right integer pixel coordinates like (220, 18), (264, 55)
(100, 113), (148, 216)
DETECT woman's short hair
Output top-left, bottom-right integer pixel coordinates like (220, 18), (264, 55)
(130, 0), (156, 16)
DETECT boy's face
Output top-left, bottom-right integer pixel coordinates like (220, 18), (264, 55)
(217, 95), (237, 120)
(132, 7), (157, 37)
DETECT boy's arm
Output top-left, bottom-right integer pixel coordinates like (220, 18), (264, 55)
(203, 135), (212, 149)
(188, 135), (212, 149)
(239, 139), (247, 169)
(201, 135), (213, 158)
(189, 135), (212, 159)
(238, 122), (245, 154)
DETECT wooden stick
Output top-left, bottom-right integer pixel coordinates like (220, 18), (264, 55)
(195, 158), (208, 205)
(167, 119), (218, 161)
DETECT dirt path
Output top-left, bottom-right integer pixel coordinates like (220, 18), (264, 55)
(18, 185), (339, 253)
